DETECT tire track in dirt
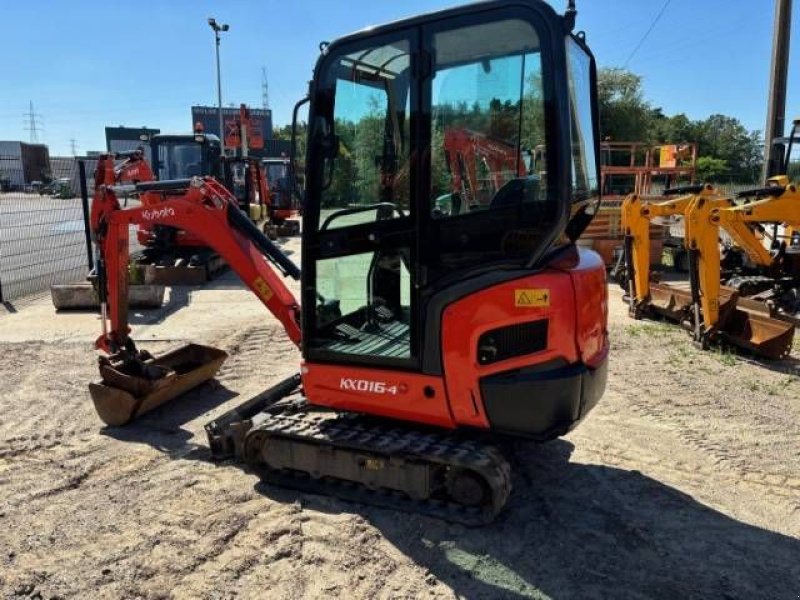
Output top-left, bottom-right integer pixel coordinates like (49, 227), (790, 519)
(214, 325), (298, 389)
(580, 436), (800, 510)
(605, 323), (800, 476)
(0, 342), (101, 462)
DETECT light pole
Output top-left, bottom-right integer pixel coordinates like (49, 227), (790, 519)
(208, 17), (229, 150)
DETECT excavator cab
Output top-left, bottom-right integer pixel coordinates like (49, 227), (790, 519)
(262, 157), (301, 234)
(299, 0), (604, 426)
(150, 133), (222, 180)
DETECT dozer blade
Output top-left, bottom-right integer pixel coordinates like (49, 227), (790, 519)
(89, 344), (227, 426)
(718, 307), (795, 360)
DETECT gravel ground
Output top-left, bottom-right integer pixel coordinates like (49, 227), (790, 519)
(0, 245), (797, 599)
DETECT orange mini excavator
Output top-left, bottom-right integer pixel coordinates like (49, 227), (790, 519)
(88, 0), (608, 523)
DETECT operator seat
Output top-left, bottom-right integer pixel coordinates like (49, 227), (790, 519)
(490, 175), (541, 209)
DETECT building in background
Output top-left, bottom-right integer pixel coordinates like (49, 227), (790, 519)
(0, 141), (52, 189)
(190, 106), (290, 157)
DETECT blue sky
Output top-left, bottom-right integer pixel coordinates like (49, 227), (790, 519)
(0, 0), (796, 155)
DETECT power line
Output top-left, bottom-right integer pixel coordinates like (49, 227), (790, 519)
(23, 100), (43, 143)
(623, 0), (672, 68)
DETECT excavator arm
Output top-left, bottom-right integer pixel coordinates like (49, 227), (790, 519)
(443, 128), (527, 211)
(692, 183), (800, 331)
(621, 189), (697, 309)
(716, 184), (800, 227)
(683, 184), (797, 357)
(91, 157), (302, 355)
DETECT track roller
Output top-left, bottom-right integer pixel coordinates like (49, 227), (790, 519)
(242, 412), (512, 525)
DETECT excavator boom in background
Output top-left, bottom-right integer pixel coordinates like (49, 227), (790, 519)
(87, 0), (609, 524)
(440, 127), (531, 214)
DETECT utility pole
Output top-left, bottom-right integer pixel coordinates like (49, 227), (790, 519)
(207, 18), (230, 152)
(764, 0), (792, 180)
(23, 101), (42, 144)
(262, 67), (270, 110)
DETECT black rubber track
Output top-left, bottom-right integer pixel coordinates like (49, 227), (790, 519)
(243, 411), (512, 526)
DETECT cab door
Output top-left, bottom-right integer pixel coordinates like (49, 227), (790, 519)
(420, 9), (558, 285)
(302, 30), (420, 370)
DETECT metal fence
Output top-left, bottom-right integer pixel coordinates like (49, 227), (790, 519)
(0, 157), (92, 302)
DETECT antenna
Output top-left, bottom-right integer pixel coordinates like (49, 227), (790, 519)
(23, 100), (43, 144)
(565, 0), (577, 31)
(261, 66), (270, 110)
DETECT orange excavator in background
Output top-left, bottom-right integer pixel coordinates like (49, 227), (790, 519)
(262, 155), (301, 236)
(441, 127), (532, 215)
(87, 0), (607, 524)
(137, 105), (275, 256)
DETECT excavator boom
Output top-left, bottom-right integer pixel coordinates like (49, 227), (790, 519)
(91, 163), (302, 354)
(89, 157), (303, 425)
(621, 181), (797, 359)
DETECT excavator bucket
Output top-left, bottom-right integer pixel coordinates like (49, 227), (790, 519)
(646, 282), (694, 321)
(646, 282), (739, 325)
(717, 305), (795, 360)
(88, 344), (227, 426)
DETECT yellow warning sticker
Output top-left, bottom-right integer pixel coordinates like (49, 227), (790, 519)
(514, 288), (550, 308)
(253, 276), (274, 302)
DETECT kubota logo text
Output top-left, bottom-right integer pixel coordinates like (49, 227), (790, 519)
(142, 207), (175, 221)
(340, 378), (400, 395)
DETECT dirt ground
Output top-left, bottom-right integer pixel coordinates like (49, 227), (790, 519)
(0, 241), (798, 599)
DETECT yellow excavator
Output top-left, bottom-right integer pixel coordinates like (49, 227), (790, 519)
(685, 179), (799, 358)
(621, 178), (798, 358)
(621, 184), (725, 322)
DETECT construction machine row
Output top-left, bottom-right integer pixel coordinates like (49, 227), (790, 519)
(619, 150), (800, 358)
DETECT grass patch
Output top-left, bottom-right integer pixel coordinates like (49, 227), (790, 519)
(713, 348), (738, 367)
(744, 377), (794, 396)
(625, 322), (675, 338)
(762, 377), (795, 397)
(745, 380), (761, 393)
(665, 343), (697, 367)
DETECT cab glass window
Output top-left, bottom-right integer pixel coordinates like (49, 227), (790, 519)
(428, 18), (556, 273)
(566, 37), (599, 203)
(430, 19), (546, 218)
(157, 143), (203, 180)
(319, 40), (412, 230)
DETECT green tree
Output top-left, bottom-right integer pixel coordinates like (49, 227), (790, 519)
(326, 138), (358, 208)
(273, 122), (307, 161)
(650, 112), (698, 144)
(520, 70), (545, 152)
(694, 115), (762, 182)
(695, 156), (728, 182)
(597, 68), (652, 142)
(352, 101), (386, 204)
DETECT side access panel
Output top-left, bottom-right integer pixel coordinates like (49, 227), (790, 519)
(440, 266), (580, 429)
(440, 247), (609, 437)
